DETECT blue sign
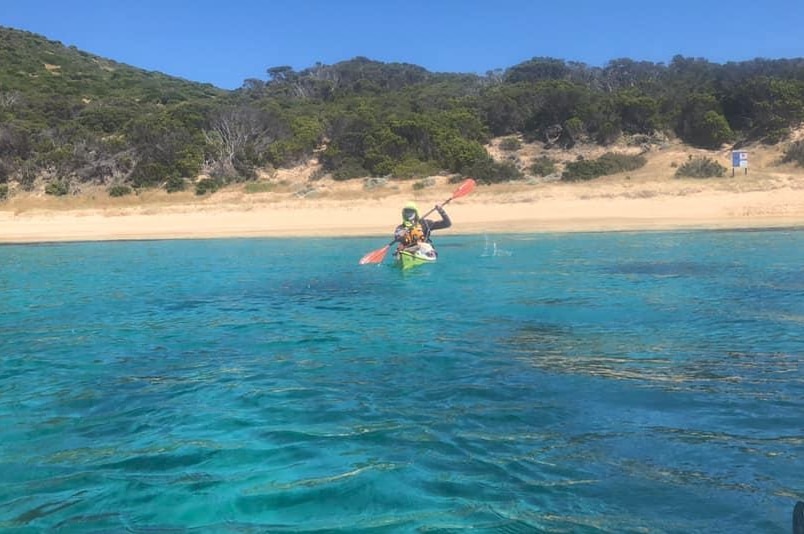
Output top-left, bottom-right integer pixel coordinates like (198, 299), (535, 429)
(732, 151), (748, 168)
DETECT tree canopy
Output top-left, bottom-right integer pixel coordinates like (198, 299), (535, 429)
(2, 25), (804, 196)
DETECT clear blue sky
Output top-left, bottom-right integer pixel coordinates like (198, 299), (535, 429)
(4, 0), (804, 90)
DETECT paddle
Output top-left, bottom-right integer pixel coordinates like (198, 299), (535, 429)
(358, 178), (476, 265)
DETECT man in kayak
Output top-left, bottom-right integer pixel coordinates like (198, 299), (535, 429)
(393, 201), (451, 250)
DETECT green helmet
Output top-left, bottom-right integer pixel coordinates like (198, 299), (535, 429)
(402, 201), (419, 223)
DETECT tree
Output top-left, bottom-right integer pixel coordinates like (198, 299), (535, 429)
(480, 84), (544, 136)
(267, 115), (325, 167)
(613, 90), (661, 134)
(721, 77), (804, 137)
(240, 78), (267, 98)
(204, 105), (279, 179)
(522, 81), (593, 144)
(504, 57), (570, 84)
(698, 111), (735, 148)
(600, 59), (664, 92)
(267, 66), (295, 83)
(127, 113), (203, 187)
(677, 93), (734, 148)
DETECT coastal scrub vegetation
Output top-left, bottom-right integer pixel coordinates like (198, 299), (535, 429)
(529, 156), (557, 177)
(675, 156), (728, 178)
(781, 140), (804, 166)
(2, 26), (804, 198)
(108, 184), (133, 197)
(499, 137), (522, 151)
(562, 153), (647, 181)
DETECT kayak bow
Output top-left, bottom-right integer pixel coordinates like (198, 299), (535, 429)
(394, 242), (437, 270)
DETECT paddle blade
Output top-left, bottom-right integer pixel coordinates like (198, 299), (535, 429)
(452, 178), (476, 199)
(359, 244), (391, 265)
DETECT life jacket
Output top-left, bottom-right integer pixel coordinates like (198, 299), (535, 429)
(400, 221), (425, 246)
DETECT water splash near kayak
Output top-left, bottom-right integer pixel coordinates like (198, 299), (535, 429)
(481, 234), (512, 257)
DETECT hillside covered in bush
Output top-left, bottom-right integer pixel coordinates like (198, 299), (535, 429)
(2, 26), (804, 200)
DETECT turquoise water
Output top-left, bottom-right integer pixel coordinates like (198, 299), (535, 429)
(1, 229), (802, 533)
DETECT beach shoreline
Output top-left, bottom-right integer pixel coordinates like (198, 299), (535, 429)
(2, 182), (803, 244)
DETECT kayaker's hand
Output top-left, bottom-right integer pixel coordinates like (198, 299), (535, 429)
(435, 204), (446, 215)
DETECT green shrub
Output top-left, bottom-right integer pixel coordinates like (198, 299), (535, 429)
(438, 137), (488, 173)
(391, 158), (441, 179)
(44, 181), (69, 196)
(108, 184), (133, 197)
(464, 157), (523, 184)
(0, 184), (8, 201)
(529, 156), (556, 177)
(332, 160), (369, 181)
(165, 175), (186, 193)
(562, 153), (646, 181)
(782, 140), (804, 166)
(18, 165), (36, 192)
(130, 162), (171, 189)
(499, 136), (522, 151)
(563, 117), (584, 141)
(596, 122), (621, 145)
(195, 178), (222, 195)
(675, 156), (727, 178)
(763, 128), (789, 145)
(693, 111), (734, 149)
(677, 95), (735, 148)
(412, 177), (436, 190)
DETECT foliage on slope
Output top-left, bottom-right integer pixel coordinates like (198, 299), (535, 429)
(3, 26), (804, 198)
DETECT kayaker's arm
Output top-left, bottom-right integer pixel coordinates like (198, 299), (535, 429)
(424, 205), (451, 231)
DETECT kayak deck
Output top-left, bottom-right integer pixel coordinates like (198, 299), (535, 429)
(394, 243), (437, 269)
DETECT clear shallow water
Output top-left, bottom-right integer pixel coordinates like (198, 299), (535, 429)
(1, 230), (802, 533)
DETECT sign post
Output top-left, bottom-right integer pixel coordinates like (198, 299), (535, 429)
(731, 151), (748, 176)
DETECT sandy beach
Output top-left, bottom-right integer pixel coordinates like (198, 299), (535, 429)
(2, 142), (803, 244)
(2, 177), (803, 244)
